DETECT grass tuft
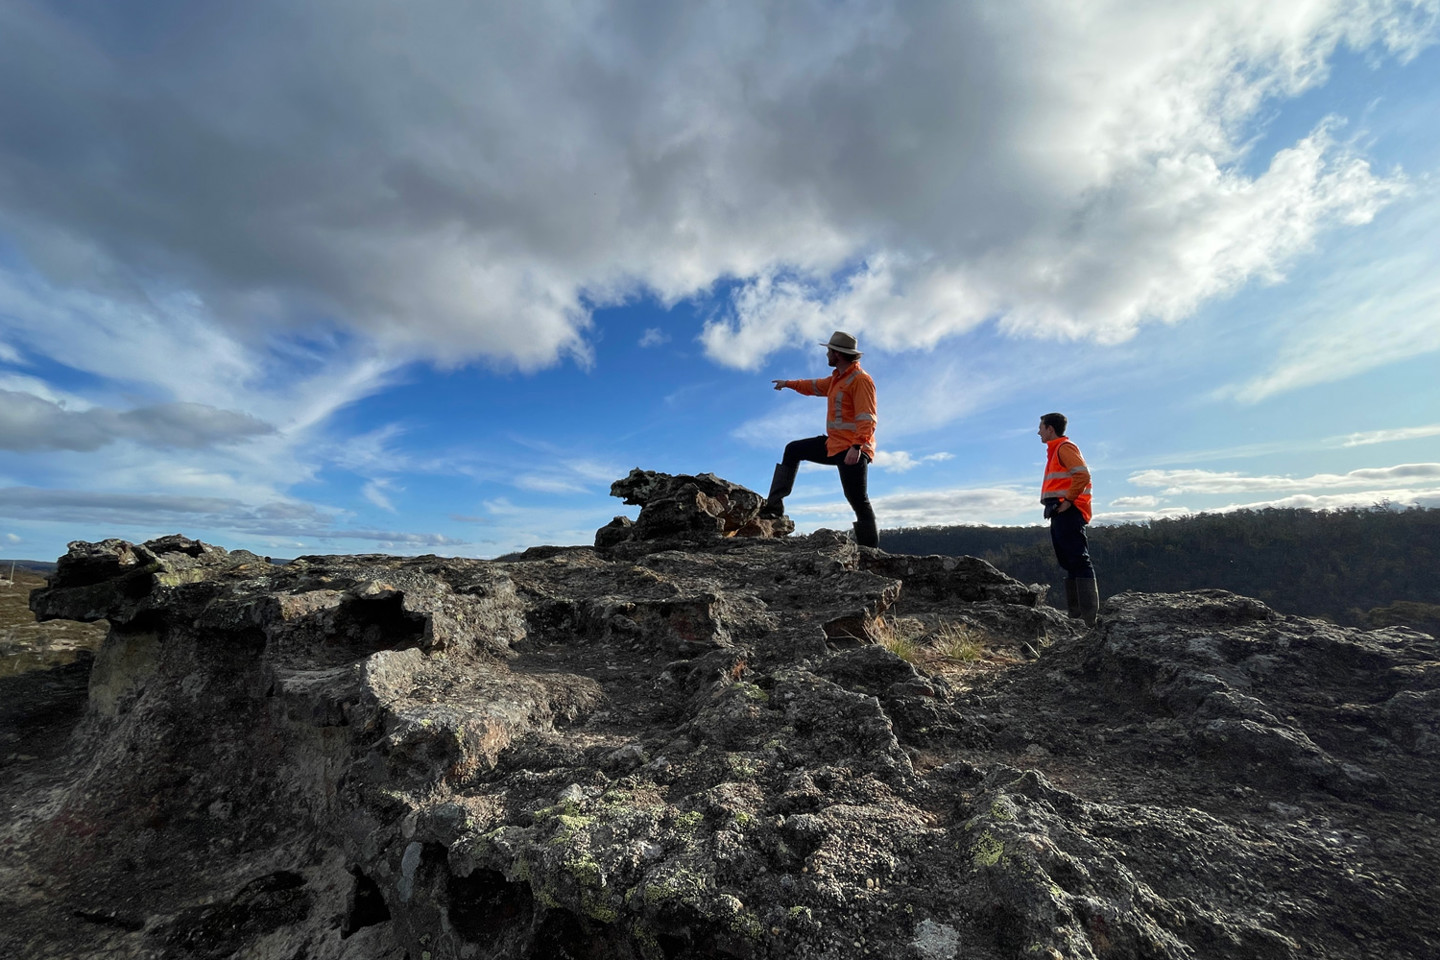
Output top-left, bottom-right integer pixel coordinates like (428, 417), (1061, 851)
(873, 618), (925, 663)
(874, 617), (1001, 673)
(929, 622), (986, 663)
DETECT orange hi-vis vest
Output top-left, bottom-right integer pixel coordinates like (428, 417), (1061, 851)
(1042, 436), (1093, 522)
(784, 361), (877, 459)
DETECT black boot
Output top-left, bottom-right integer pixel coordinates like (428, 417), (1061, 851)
(853, 517), (879, 549)
(761, 462), (798, 518)
(1064, 578), (1081, 618)
(1076, 577), (1100, 627)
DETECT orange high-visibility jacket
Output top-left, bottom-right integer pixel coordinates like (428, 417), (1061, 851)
(1042, 436), (1093, 522)
(783, 362), (877, 459)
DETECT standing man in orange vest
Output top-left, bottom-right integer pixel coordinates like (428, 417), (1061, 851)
(762, 331), (879, 548)
(1038, 412), (1098, 625)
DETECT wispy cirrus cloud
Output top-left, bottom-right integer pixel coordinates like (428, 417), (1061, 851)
(1223, 186), (1440, 404)
(1128, 463), (1440, 495)
(1109, 495), (1162, 509)
(871, 450), (953, 473)
(1334, 424), (1440, 447)
(514, 458), (626, 496)
(361, 479), (398, 513)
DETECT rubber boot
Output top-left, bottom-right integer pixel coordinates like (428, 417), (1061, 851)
(1076, 577), (1100, 627)
(1064, 578), (1081, 619)
(761, 462), (798, 518)
(853, 517), (879, 549)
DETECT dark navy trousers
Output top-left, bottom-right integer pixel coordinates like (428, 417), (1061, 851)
(1049, 506), (1095, 579)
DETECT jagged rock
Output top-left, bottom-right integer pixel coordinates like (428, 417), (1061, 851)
(598, 469), (794, 555)
(3, 504), (1438, 960)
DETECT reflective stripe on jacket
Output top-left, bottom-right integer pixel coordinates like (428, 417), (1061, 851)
(1041, 436), (1093, 522)
(785, 361), (877, 458)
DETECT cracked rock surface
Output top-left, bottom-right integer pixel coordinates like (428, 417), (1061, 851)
(2, 480), (1437, 960)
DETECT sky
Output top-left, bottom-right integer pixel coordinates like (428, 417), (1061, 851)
(2, 0), (1439, 561)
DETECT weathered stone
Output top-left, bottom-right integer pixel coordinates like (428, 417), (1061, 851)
(3, 501), (1437, 960)
(599, 469), (794, 554)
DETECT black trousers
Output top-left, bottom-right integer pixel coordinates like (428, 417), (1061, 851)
(782, 436), (875, 525)
(1049, 506), (1095, 579)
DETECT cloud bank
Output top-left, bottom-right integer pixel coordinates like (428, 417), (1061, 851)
(2, 0), (1433, 378)
(0, 390), (273, 452)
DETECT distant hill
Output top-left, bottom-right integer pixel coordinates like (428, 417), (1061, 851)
(0, 560), (57, 575)
(883, 506), (1440, 635)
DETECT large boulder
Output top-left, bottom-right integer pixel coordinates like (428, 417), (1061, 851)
(596, 469), (794, 556)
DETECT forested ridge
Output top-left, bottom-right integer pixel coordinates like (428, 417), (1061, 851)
(883, 506), (1440, 634)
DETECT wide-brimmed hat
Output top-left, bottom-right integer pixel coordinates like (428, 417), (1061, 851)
(820, 330), (861, 355)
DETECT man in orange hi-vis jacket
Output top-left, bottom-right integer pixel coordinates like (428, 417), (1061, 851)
(1038, 412), (1099, 625)
(762, 331), (879, 548)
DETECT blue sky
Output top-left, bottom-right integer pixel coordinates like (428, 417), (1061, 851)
(2, 0), (1439, 560)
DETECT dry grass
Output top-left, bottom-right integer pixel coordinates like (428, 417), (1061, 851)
(0, 569), (108, 678)
(873, 617), (1004, 675)
(929, 622), (987, 663)
(875, 622), (925, 664)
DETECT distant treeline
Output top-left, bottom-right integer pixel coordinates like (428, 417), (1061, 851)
(882, 507), (1440, 634)
(0, 560), (56, 575)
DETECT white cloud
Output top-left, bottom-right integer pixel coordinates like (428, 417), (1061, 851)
(0, 486), (463, 550)
(790, 485), (1037, 528)
(0, 374), (93, 410)
(361, 479), (398, 513)
(515, 475), (591, 495)
(730, 403), (821, 450)
(1127, 463), (1440, 495)
(871, 450), (953, 473)
(5, 532), (20, 543)
(638, 328), (671, 348)
(732, 349), (1020, 451)
(329, 425), (413, 475)
(514, 457), (626, 496)
(1210, 490), (1440, 511)
(1, 0), (1431, 377)
(703, 121), (1404, 367)
(1223, 184), (1440, 403)
(1109, 495), (1162, 508)
(326, 530), (467, 549)
(0, 390), (274, 452)
(1335, 424), (1440, 446)
(1094, 507), (1197, 524)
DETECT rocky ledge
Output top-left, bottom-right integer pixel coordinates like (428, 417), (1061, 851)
(2, 471), (1437, 960)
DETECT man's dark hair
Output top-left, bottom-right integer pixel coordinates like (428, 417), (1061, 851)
(1040, 412), (1068, 435)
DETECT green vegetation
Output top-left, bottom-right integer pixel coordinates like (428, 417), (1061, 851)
(884, 506), (1440, 631)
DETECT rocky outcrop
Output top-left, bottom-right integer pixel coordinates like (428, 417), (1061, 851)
(596, 469), (794, 556)
(3, 473), (1437, 960)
